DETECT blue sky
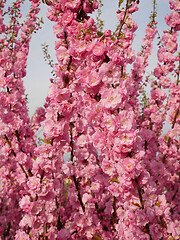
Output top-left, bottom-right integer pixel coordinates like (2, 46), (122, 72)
(23, 0), (173, 117)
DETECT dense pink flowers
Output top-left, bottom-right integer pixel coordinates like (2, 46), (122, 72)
(15, 230), (30, 240)
(93, 41), (106, 56)
(100, 86), (125, 110)
(0, 0), (179, 239)
(19, 196), (32, 213)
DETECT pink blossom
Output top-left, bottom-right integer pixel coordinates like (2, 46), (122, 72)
(62, 10), (74, 25)
(101, 158), (116, 176)
(74, 40), (87, 53)
(93, 41), (106, 56)
(124, 31), (133, 40)
(117, 110), (134, 131)
(19, 214), (35, 228)
(145, 26), (157, 39)
(149, 224), (163, 239)
(122, 157), (136, 173)
(128, 3), (139, 13)
(116, 10), (126, 23)
(108, 182), (121, 197)
(154, 64), (163, 78)
(104, 201), (113, 215)
(0, 13), (5, 34)
(16, 152), (27, 164)
(85, 17), (95, 28)
(174, 0), (180, 11)
(151, 88), (166, 102)
(1, 0), (180, 238)
(102, 113), (116, 132)
(138, 171), (150, 186)
(56, 46), (70, 65)
(43, 118), (67, 139)
(82, 193), (91, 204)
(100, 87), (123, 110)
(165, 11), (180, 29)
(83, 1), (93, 13)
(15, 230), (30, 240)
(90, 182), (101, 193)
(93, 1), (99, 9)
(65, 0), (81, 10)
(27, 176), (40, 190)
(92, 129), (107, 150)
(53, 22), (64, 38)
(99, 62), (121, 85)
(57, 229), (71, 239)
(167, 220), (180, 239)
(104, 29), (111, 37)
(125, 47), (135, 64)
(160, 76), (171, 88)
(113, 131), (136, 153)
(135, 209), (148, 227)
(77, 134), (90, 147)
(125, 17), (138, 32)
(19, 195), (32, 213)
(154, 194), (169, 216)
(86, 70), (101, 87)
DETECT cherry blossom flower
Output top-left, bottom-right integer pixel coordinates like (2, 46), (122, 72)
(19, 195), (32, 213)
(15, 230), (30, 240)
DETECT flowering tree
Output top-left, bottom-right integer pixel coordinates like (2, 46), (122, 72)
(0, 0), (179, 239)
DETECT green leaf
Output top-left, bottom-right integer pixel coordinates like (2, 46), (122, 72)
(118, 0), (124, 8)
(64, 178), (72, 200)
(156, 200), (162, 207)
(39, 138), (51, 144)
(40, 17), (44, 24)
(93, 235), (103, 240)
(108, 176), (119, 183)
(97, 31), (103, 37)
(133, 203), (141, 208)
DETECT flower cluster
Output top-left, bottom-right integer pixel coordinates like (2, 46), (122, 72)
(0, 0), (179, 239)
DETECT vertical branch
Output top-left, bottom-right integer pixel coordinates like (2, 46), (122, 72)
(135, 178), (144, 209)
(172, 103), (180, 129)
(43, 223), (48, 240)
(111, 197), (117, 230)
(177, 55), (180, 85)
(70, 122), (74, 163)
(4, 135), (29, 178)
(72, 175), (85, 212)
(151, 0), (157, 23)
(135, 178), (153, 240)
(117, 0), (130, 38)
(96, 0), (104, 32)
(69, 123), (85, 212)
